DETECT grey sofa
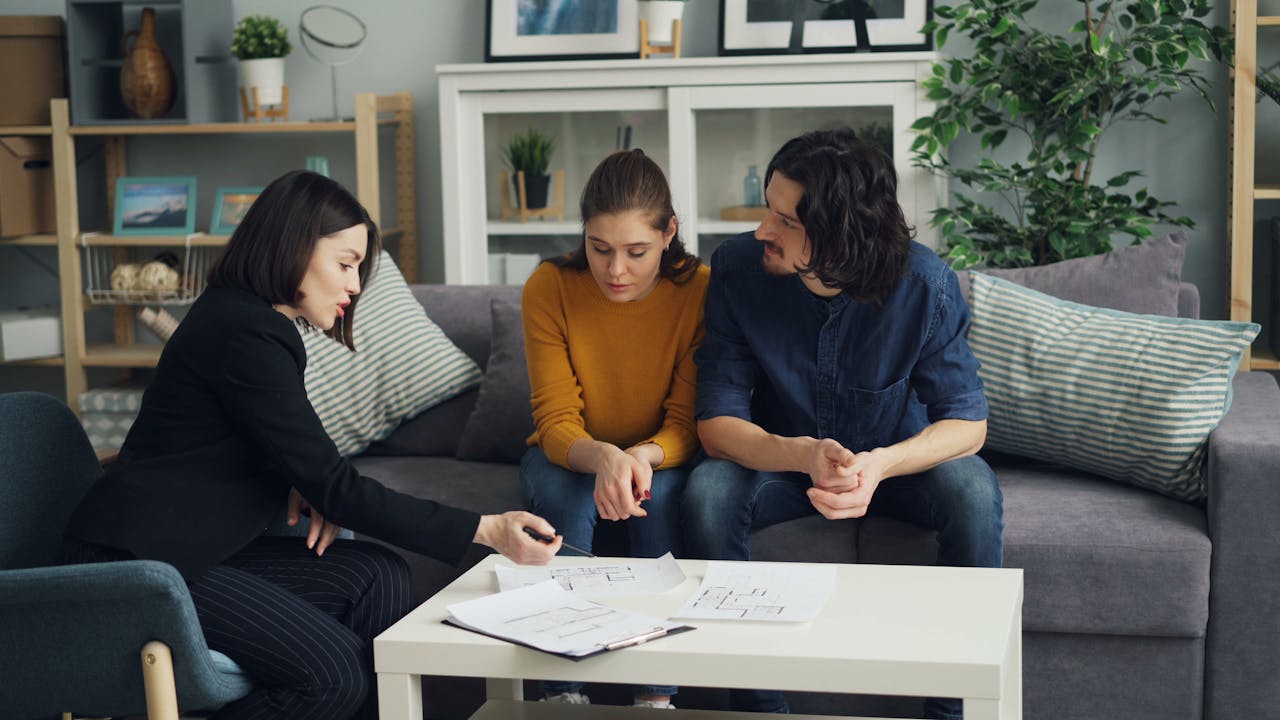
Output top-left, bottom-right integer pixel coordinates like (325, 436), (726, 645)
(352, 281), (1280, 720)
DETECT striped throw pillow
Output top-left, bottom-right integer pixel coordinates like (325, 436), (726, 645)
(968, 273), (1259, 502)
(302, 251), (482, 457)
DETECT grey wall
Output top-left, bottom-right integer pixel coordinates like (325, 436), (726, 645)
(0, 0), (1254, 397)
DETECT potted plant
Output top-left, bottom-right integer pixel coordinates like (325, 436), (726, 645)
(911, 0), (1230, 269)
(231, 14), (292, 107)
(503, 128), (557, 210)
(640, 0), (688, 44)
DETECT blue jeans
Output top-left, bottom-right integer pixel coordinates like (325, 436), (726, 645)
(682, 454), (1004, 718)
(520, 445), (685, 699)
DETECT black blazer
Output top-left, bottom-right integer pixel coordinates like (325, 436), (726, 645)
(66, 287), (479, 580)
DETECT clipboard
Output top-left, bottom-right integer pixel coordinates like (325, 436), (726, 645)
(442, 617), (695, 661)
(442, 580), (694, 660)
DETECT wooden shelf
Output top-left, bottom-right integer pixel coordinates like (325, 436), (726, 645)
(0, 234), (58, 246)
(487, 220), (580, 236)
(2, 355), (64, 367)
(1250, 347), (1280, 371)
(79, 233), (230, 247)
(70, 120), (357, 136)
(1259, 15), (1280, 25)
(0, 125), (52, 135)
(82, 344), (162, 367)
(1256, 185), (1280, 200)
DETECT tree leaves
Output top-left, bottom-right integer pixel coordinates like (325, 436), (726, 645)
(912, 0), (1228, 269)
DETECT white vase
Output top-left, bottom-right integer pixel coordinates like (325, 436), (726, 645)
(642, 1), (685, 44)
(239, 57), (285, 106)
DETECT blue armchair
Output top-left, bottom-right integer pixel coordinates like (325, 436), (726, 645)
(0, 392), (252, 720)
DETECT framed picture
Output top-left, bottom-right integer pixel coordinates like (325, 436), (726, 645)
(112, 176), (197, 236)
(719, 0), (933, 55)
(486, 0), (640, 62)
(210, 186), (263, 235)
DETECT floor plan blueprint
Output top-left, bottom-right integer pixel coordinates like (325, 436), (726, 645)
(495, 552), (685, 596)
(673, 561), (836, 622)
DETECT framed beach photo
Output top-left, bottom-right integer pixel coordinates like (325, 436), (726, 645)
(210, 186), (263, 235)
(719, 0), (933, 55)
(112, 176), (197, 236)
(486, 0), (640, 62)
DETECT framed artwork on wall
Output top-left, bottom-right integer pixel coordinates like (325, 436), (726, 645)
(486, 0), (640, 62)
(112, 176), (197, 236)
(210, 186), (263, 235)
(719, 0), (933, 55)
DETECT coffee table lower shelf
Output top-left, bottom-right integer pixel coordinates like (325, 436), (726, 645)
(469, 699), (891, 720)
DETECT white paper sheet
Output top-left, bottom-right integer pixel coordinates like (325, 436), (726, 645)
(494, 552), (687, 597)
(672, 561), (836, 622)
(446, 579), (688, 657)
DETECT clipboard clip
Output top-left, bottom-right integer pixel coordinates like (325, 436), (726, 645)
(604, 626), (669, 651)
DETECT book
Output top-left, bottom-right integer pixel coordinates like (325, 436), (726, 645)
(444, 579), (693, 660)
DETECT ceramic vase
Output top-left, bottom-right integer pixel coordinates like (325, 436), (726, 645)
(120, 8), (176, 119)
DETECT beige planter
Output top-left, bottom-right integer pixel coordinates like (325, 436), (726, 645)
(238, 57), (285, 106)
(641, 1), (685, 44)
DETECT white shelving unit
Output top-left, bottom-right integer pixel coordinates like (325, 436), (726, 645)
(438, 53), (939, 284)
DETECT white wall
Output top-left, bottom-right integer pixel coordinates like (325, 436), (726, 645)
(0, 0), (1249, 395)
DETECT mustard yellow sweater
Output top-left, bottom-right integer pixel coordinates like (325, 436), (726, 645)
(522, 261), (710, 470)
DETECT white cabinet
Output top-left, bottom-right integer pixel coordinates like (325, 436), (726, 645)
(438, 54), (938, 284)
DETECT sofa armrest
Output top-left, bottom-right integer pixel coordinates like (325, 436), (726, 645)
(1205, 371), (1280, 719)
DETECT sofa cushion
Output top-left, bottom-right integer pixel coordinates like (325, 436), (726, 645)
(855, 467), (1211, 637)
(409, 285), (523, 369)
(968, 273), (1258, 502)
(303, 252), (483, 456)
(956, 230), (1188, 317)
(363, 388), (479, 457)
(456, 299), (535, 464)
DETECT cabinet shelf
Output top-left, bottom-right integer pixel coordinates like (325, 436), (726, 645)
(0, 234), (58, 246)
(699, 220), (756, 235)
(82, 344), (162, 367)
(1256, 185), (1280, 200)
(487, 221), (579, 236)
(79, 232), (229, 247)
(0, 125), (52, 135)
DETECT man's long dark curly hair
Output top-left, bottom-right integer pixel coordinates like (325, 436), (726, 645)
(766, 128), (912, 304)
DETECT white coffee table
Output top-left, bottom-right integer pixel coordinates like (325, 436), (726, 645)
(375, 556), (1022, 719)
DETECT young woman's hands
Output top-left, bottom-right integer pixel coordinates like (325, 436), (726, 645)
(475, 511), (560, 564)
(286, 487), (344, 557)
(593, 444), (649, 520)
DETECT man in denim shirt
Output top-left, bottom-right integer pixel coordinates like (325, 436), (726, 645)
(685, 129), (1002, 720)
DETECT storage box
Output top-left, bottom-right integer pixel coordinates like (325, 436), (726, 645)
(0, 16), (66, 126)
(0, 137), (57, 236)
(0, 309), (62, 361)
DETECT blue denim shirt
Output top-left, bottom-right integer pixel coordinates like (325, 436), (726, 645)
(695, 233), (988, 452)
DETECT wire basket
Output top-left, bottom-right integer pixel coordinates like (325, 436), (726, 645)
(82, 235), (217, 306)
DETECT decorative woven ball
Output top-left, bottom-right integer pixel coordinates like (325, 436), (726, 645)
(138, 261), (180, 292)
(110, 263), (142, 292)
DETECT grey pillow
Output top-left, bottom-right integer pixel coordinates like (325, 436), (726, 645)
(455, 299), (535, 463)
(955, 230), (1188, 317)
(363, 388), (479, 457)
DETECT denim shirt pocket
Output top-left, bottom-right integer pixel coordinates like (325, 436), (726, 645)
(846, 376), (910, 450)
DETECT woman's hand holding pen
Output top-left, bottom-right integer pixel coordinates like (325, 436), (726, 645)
(476, 511), (560, 564)
(287, 487), (343, 557)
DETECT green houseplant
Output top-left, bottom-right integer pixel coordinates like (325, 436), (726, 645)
(912, 0), (1230, 269)
(231, 15), (292, 108)
(503, 128), (557, 209)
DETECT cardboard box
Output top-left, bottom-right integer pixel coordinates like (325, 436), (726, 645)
(0, 16), (66, 126)
(0, 309), (62, 362)
(0, 137), (57, 236)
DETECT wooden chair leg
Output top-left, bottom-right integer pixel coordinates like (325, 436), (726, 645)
(140, 640), (180, 720)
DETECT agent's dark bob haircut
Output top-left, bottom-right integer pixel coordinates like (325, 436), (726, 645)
(766, 128), (912, 304)
(207, 170), (380, 350)
(547, 149), (700, 284)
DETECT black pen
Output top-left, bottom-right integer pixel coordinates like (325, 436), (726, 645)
(523, 527), (595, 557)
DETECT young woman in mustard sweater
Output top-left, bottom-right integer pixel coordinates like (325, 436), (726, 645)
(520, 150), (709, 709)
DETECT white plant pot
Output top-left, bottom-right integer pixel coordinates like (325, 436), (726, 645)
(239, 57), (285, 106)
(642, 1), (685, 44)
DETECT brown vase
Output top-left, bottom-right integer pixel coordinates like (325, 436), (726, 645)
(120, 8), (176, 119)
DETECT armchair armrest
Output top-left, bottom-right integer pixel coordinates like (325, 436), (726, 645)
(0, 560), (251, 718)
(1205, 371), (1280, 719)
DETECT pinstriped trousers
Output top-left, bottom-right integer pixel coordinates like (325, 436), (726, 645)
(62, 535), (411, 720)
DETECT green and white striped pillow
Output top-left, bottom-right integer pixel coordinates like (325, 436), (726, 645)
(968, 273), (1259, 502)
(302, 251), (482, 457)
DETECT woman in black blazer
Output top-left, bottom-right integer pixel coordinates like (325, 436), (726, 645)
(62, 170), (561, 720)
